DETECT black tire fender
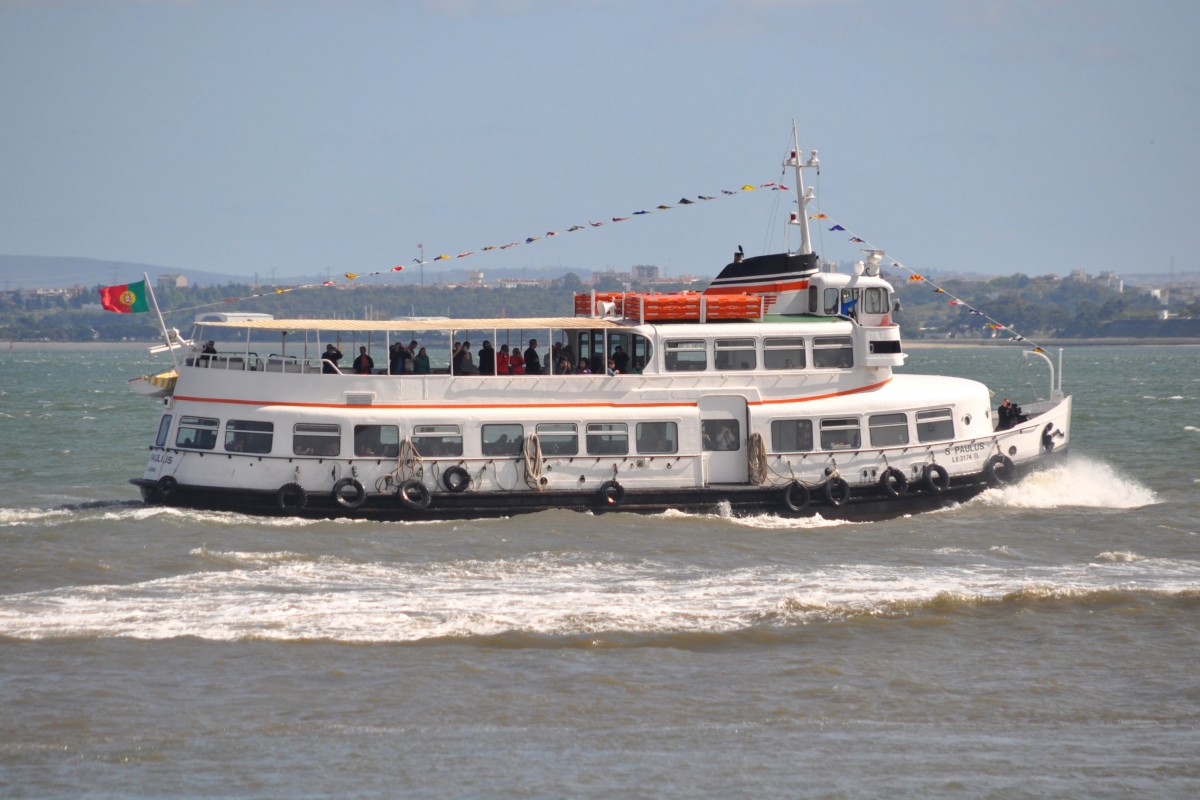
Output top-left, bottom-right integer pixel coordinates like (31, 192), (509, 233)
(332, 477), (367, 510)
(157, 475), (178, 498)
(879, 467), (908, 498)
(782, 481), (810, 513)
(598, 479), (626, 506)
(276, 482), (308, 511)
(984, 454), (1016, 486)
(922, 464), (950, 493)
(442, 465), (471, 493)
(824, 476), (851, 507)
(398, 479), (433, 510)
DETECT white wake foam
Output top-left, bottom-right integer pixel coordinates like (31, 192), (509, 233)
(2, 547), (1197, 642)
(971, 457), (1156, 510)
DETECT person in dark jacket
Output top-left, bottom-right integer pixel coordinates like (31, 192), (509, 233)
(352, 346), (374, 374)
(478, 341), (496, 376)
(524, 339), (542, 374)
(322, 344), (343, 374)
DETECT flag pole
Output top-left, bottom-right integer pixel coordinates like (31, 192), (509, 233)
(145, 273), (179, 370)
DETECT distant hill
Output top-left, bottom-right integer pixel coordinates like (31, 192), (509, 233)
(0, 255), (249, 290)
(0, 254), (604, 291)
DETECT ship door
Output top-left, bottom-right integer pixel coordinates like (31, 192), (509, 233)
(699, 396), (749, 485)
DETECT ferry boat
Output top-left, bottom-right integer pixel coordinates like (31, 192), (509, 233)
(129, 137), (1072, 520)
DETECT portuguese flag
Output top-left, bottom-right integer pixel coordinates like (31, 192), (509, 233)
(99, 280), (151, 313)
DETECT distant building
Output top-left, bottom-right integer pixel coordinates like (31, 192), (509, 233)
(632, 264), (660, 282)
(158, 274), (188, 290)
(466, 270), (485, 287)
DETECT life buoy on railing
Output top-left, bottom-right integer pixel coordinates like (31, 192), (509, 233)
(984, 454), (1016, 486)
(398, 479), (433, 510)
(921, 464), (950, 493)
(157, 475), (178, 499)
(879, 467), (908, 498)
(782, 481), (810, 513)
(442, 465), (471, 493)
(824, 476), (851, 507)
(599, 479), (626, 506)
(332, 477), (367, 510)
(276, 482), (308, 511)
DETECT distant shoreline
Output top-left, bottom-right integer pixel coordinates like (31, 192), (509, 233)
(5, 338), (1200, 352)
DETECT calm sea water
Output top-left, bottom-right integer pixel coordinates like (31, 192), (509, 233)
(1, 345), (1198, 799)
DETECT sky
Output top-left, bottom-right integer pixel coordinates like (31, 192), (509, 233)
(1, 0), (1197, 284)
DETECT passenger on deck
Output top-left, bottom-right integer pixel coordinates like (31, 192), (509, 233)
(353, 346), (374, 374)
(389, 342), (410, 375)
(611, 345), (629, 374)
(575, 358), (591, 375)
(997, 398), (1023, 430)
(508, 348), (525, 375)
(322, 344), (343, 374)
(607, 358), (618, 376)
(201, 340), (217, 355)
(496, 345), (510, 375)
(478, 341), (496, 375)
(412, 347), (431, 374)
(524, 339), (541, 374)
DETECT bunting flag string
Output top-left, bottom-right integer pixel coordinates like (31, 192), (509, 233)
(805, 211), (1048, 354)
(161, 180), (787, 318)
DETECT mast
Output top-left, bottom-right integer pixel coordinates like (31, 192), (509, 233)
(784, 120), (819, 256)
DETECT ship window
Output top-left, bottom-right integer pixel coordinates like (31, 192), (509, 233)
(586, 422), (628, 455)
(482, 423), (523, 457)
(813, 336), (854, 368)
(293, 423), (341, 457)
(536, 423), (578, 456)
(664, 339), (707, 372)
(176, 416), (219, 450)
(714, 338), (756, 370)
(771, 419), (813, 452)
(636, 422), (678, 454)
(155, 415), (173, 448)
(354, 425), (399, 458)
(869, 413), (909, 447)
(702, 420), (740, 451)
(820, 418), (861, 450)
(764, 337), (806, 370)
(412, 424), (463, 457)
(631, 334), (652, 374)
(916, 408), (955, 443)
(809, 286), (819, 314)
(823, 288), (840, 315)
(864, 287), (888, 314)
(226, 420), (274, 454)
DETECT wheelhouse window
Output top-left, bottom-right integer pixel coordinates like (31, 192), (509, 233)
(225, 420), (274, 454)
(916, 409), (955, 443)
(664, 340), (707, 372)
(813, 336), (854, 369)
(155, 415), (173, 448)
(702, 420), (740, 451)
(482, 423), (523, 457)
(820, 418), (861, 450)
(863, 286), (889, 314)
(771, 419), (813, 452)
(176, 416), (218, 450)
(586, 423), (628, 455)
(636, 422), (678, 454)
(354, 424), (399, 458)
(412, 424), (463, 457)
(822, 288), (840, 315)
(536, 423), (578, 456)
(293, 423), (340, 457)
(713, 338), (756, 371)
(764, 337), (806, 370)
(869, 413), (909, 447)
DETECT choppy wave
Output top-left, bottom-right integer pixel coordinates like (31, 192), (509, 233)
(970, 457), (1156, 510)
(2, 548), (1197, 643)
